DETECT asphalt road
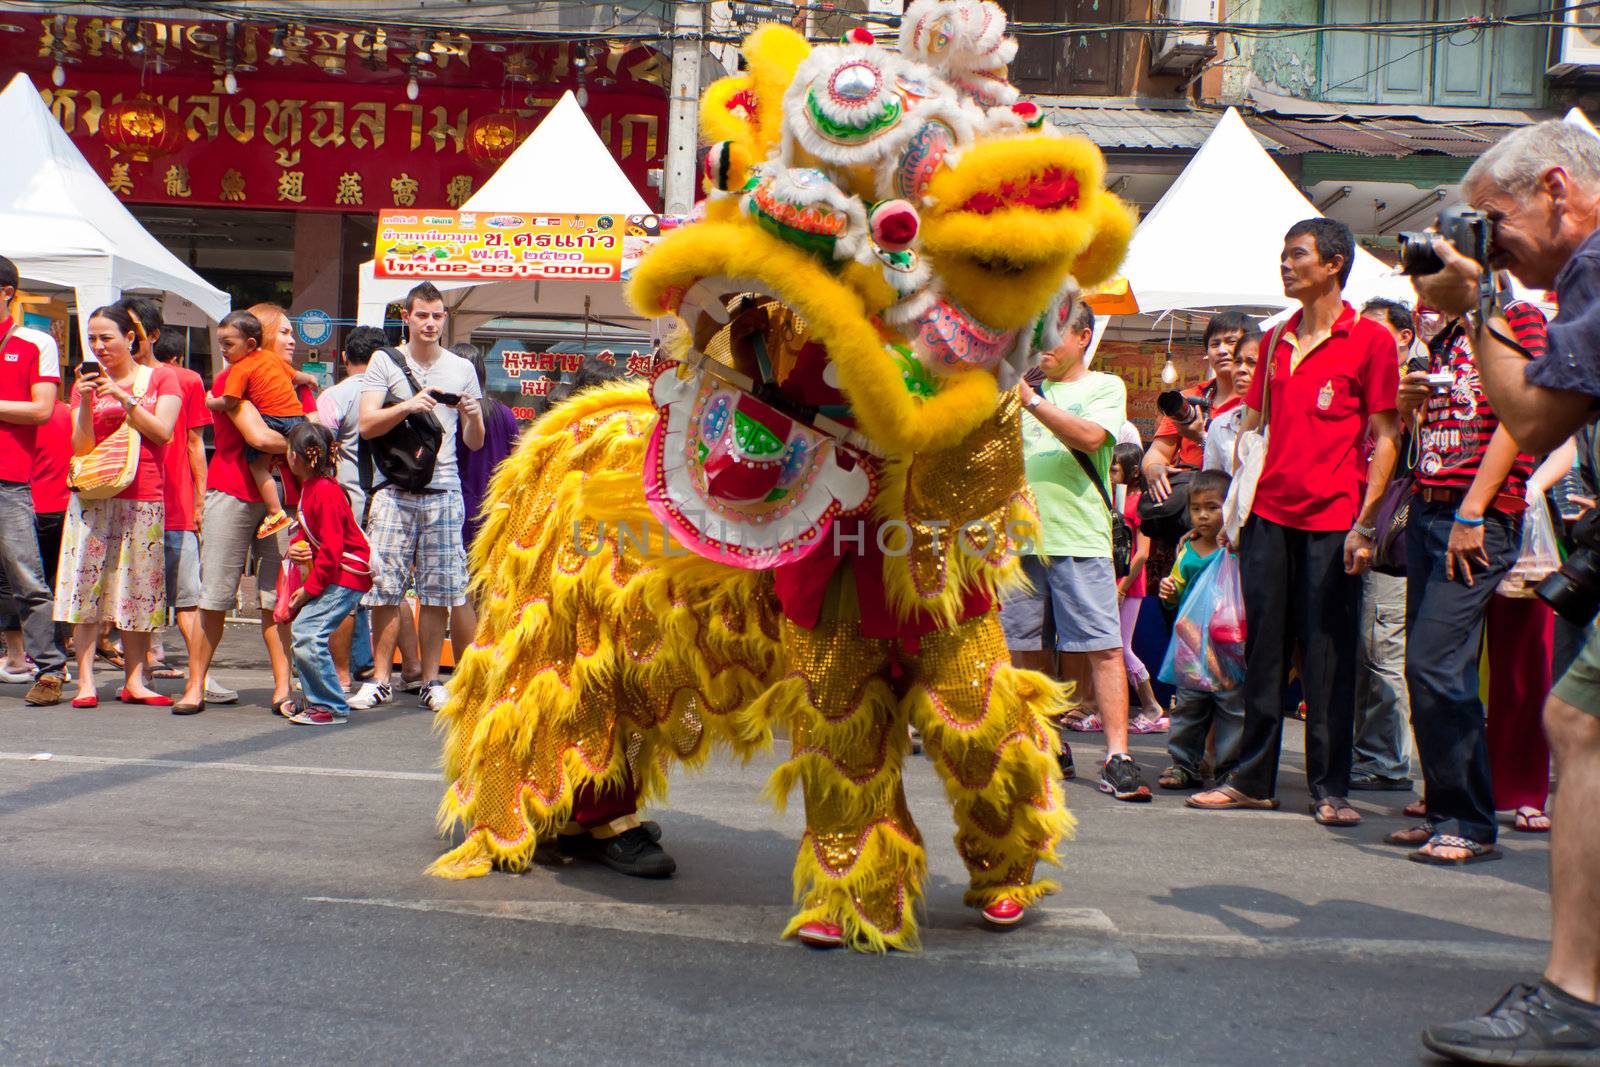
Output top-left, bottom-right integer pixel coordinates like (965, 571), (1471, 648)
(0, 635), (1554, 1066)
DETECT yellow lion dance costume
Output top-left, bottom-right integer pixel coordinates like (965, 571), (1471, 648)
(430, 0), (1134, 952)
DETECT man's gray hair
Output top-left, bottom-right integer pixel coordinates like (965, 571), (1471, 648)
(1465, 119), (1600, 195)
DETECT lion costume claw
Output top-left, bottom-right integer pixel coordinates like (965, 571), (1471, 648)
(432, 2), (1132, 953)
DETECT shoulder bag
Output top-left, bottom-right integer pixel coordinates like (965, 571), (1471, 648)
(1069, 446), (1133, 578)
(1222, 322), (1287, 546)
(68, 364), (155, 501)
(370, 347), (444, 494)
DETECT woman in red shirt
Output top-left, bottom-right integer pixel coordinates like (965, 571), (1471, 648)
(55, 305), (181, 708)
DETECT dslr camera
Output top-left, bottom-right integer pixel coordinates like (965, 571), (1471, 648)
(1399, 204), (1492, 277)
(1540, 510), (1600, 624)
(1156, 389), (1211, 426)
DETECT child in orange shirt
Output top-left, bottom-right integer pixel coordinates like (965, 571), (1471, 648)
(206, 310), (307, 539)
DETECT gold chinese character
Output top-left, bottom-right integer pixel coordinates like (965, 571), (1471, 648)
(445, 174), (473, 208)
(107, 162), (133, 196)
(163, 164), (192, 199)
(334, 171), (363, 206)
(390, 172), (419, 207)
(277, 170), (307, 204)
(220, 168), (246, 202)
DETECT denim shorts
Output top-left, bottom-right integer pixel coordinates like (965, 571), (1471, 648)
(163, 530), (201, 611)
(999, 554), (1122, 653)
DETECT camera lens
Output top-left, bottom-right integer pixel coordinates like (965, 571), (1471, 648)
(1398, 232), (1445, 277)
(1538, 547), (1600, 625)
(1156, 390), (1191, 421)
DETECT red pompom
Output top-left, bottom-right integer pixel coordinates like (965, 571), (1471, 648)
(843, 27), (877, 46)
(870, 200), (920, 251)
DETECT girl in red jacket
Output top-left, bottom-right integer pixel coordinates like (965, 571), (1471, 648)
(282, 422), (372, 726)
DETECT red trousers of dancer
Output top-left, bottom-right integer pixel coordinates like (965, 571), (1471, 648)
(571, 778), (639, 831)
(1485, 594), (1554, 812)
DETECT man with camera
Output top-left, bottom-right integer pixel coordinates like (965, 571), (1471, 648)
(1142, 311), (1251, 505)
(1412, 119), (1600, 1066)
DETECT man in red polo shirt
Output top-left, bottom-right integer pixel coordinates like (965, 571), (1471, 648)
(1189, 219), (1403, 823)
(0, 256), (68, 706)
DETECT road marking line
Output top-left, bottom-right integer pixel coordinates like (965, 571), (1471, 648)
(305, 897), (1142, 976)
(307, 896), (1545, 972)
(0, 750), (437, 782)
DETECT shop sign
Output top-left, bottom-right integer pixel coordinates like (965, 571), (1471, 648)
(296, 308), (334, 346)
(374, 211), (625, 281)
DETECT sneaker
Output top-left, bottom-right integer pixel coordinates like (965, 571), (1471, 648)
(1422, 981), (1600, 1065)
(204, 679), (239, 704)
(289, 706), (348, 726)
(347, 681), (392, 710)
(1058, 739), (1076, 780)
(0, 662), (37, 684)
(420, 681), (450, 711)
(796, 920), (845, 949)
(596, 826), (677, 878)
(256, 511), (294, 540)
(23, 673), (63, 706)
(1099, 753), (1154, 803)
(1349, 773), (1415, 792)
(981, 899), (1025, 927)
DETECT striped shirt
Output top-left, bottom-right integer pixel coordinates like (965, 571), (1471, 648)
(1415, 300), (1548, 505)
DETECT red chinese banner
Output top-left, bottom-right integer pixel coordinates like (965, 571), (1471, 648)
(30, 74), (666, 212)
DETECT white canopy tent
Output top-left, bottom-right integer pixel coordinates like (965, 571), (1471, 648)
(355, 91), (652, 342)
(0, 72), (230, 333)
(1118, 107), (1416, 316)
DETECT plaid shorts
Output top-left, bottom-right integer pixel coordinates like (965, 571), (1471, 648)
(362, 486), (468, 608)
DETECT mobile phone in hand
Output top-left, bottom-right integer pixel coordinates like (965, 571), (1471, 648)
(429, 389), (461, 406)
(78, 360), (102, 380)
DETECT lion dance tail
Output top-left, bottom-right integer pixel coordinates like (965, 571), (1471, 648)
(429, 382), (781, 879)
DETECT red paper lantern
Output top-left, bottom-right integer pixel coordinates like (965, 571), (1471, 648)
(465, 112), (523, 169)
(100, 95), (184, 163)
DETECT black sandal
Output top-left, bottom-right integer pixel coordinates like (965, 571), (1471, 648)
(1159, 765), (1202, 790)
(1409, 833), (1502, 866)
(1312, 797), (1362, 827)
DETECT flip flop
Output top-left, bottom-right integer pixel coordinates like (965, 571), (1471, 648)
(149, 665), (186, 679)
(1384, 822), (1436, 847)
(97, 643), (125, 669)
(1409, 833), (1502, 866)
(1513, 806), (1551, 834)
(1185, 786), (1279, 811)
(1312, 798), (1362, 827)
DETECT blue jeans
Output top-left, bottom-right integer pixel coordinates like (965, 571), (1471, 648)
(349, 607), (374, 678)
(291, 584), (365, 717)
(1405, 500), (1520, 844)
(1168, 685), (1245, 779)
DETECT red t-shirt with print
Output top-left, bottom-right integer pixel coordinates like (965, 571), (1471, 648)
(1415, 301), (1549, 507)
(1245, 303), (1401, 532)
(161, 365), (213, 531)
(68, 364), (180, 503)
(0, 318), (62, 484)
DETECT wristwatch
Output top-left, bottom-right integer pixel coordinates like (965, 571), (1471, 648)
(1027, 393), (1044, 411)
(1351, 522), (1377, 540)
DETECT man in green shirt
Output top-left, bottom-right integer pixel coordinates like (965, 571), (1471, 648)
(1002, 302), (1153, 802)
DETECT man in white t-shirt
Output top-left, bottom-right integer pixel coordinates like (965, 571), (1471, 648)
(349, 284), (485, 712)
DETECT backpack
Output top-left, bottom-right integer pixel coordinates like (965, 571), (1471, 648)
(370, 347), (443, 494)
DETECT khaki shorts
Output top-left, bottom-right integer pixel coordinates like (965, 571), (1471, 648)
(197, 490), (285, 613)
(1552, 620), (1600, 717)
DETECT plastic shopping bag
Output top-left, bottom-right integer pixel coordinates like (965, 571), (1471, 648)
(1158, 551), (1247, 693)
(272, 559), (304, 626)
(1498, 492), (1562, 598)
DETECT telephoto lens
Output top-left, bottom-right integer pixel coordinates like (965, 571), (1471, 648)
(1156, 389), (1209, 424)
(1538, 511), (1600, 625)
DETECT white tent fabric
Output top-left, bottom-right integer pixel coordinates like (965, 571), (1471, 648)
(1119, 107), (1415, 314)
(0, 72), (230, 326)
(356, 91), (652, 340)
(1566, 106), (1600, 140)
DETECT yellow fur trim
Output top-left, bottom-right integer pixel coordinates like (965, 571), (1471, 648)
(925, 134), (1107, 217)
(1069, 191), (1138, 292)
(629, 222), (999, 456)
(701, 76), (758, 146)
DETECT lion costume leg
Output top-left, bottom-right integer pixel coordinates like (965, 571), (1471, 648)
(756, 577), (925, 953)
(905, 609), (1076, 911)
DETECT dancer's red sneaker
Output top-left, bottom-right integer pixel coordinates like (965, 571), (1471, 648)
(981, 899), (1025, 926)
(796, 920), (845, 949)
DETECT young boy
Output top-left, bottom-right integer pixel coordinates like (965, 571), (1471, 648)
(1157, 469), (1244, 790)
(206, 310), (306, 539)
